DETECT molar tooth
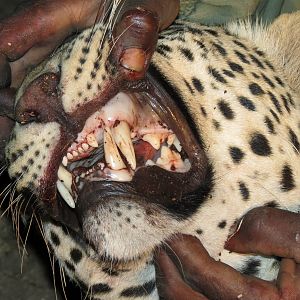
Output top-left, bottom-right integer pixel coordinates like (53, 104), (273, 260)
(56, 180), (75, 208)
(142, 133), (161, 150)
(62, 156), (68, 167)
(112, 121), (136, 170)
(104, 127), (126, 170)
(67, 152), (73, 160)
(82, 143), (89, 151)
(57, 165), (73, 192)
(87, 133), (98, 148)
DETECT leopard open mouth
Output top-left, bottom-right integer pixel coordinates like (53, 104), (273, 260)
(57, 89), (192, 209)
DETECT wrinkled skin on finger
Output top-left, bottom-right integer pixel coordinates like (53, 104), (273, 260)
(155, 234), (300, 300)
(225, 207), (300, 263)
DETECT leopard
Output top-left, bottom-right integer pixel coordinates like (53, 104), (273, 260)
(3, 8), (300, 300)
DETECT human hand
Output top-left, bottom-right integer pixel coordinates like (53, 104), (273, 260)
(0, 0), (179, 160)
(156, 207), (300, 300)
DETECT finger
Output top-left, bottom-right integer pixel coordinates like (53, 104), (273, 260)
(155, 249), (208, 300)
(277, 258), (300, 299)
(0, 0), (105, 86)
(110, 0), (179, 79)
(225, 207), (300, 263)
(167, 235), (280, 300)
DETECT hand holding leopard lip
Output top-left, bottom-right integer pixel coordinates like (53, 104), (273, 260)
(156, 207), (300, 300)
(0, 0), (179, 161)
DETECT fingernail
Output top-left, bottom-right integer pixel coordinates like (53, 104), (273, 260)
(224, 217), (244, 249)
(120, 48), (146, 72)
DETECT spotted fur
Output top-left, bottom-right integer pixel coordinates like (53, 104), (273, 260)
(5, 11), (300, 299)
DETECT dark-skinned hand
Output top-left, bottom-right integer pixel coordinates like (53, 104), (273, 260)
(156, 207), (300, 300)
(0, 0), (180, 160)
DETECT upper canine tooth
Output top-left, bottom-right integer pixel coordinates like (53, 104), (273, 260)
(104, 127), (126, 170)
(87, 133), (98, 148)
(142, 133), (162, 150)
(56, 180), (75, 208)
(57, 165), (73, 192)
(112, 121), (136, 170)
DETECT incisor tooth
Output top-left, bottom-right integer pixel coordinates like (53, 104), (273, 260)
(142, 133), (161, 150)
(104, 127), (126, 170)
(56, 180), (75, 208)
(112, 121), (136, 170)
(72, 150), (79, 157)
(87, 133), (98, 148)
(67, 152), (73, 160)
(82, 143), (89, 151)
(58, 165), (72, 192)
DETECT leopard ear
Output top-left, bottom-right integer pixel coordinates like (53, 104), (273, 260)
(0, 88), (16, 163)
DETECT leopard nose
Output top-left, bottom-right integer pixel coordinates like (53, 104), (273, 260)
(15, 72), (64, 124)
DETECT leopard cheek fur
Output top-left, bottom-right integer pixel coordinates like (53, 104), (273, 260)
(5, 10), (300, 299)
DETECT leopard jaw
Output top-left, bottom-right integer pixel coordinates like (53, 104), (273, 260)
(56, 91), (191, 208)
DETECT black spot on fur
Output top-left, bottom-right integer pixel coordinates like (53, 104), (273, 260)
(218, 220), (227, 229)
(270, 109), (280, 123)
(280, 165), (295, 191)
(196, 229), (203, 235)
(223, 69), (235, 78)
(262, 73), (275, 88)
(120, 280), (156, 297)
(204, 29), (218, 37)
(65, 261), (75, 272)
(94, 61), (100, 70)
(233, 40), (248, 50)
(229, 147), (245, 163)
(288, 128), (300, 153)
(249, 83), (264, 95)
(264, 201), (279, 208)
(238, 96), (256, 111)
(249, 54), (265, 69)
(264, 116), (275, 134)
(268, 91), (282, 114)
(91, 283), (112, 294)
(50, 231), (60, 246)
(264, 60), (275, 71)
(102, 267), (119, 276)
(200, 106), (207, 117)
(254, 49), (265, 57)
(70, 248), (83, 264)
(239, 182), (250, 200)
(281, 95), (291, 113)
(76, 67), (82, 74)
(209, 67), (227, 84)
(212, 42), (227, 56)
(251, 72), (260, 79)
(212, 120), (221, 130)
(250, 133), (272, 156)
(192, 77), (204, 93)
(241, 259), (261, 276)
(274, 76), (284, 87)
(79, 57), (86, 65)
(218, 100), (234, 119)
(228, 61), (244, 73)
(287, 93), (295, 108)
(179, 47), (194, 61)
(184, 79), (194, 94)
(87, 83), (92, 90)
(82, 47), (89, 54)
(126, 217), (131, 223)
(234, 50), (250, 64)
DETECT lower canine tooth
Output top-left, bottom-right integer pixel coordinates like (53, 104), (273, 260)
(62, 156), (68, 167)
(87, 133), (99, 148)
(104, 127), (126, 170)
(56, 180), (75, 208)
(112, 121), (136, 170)
(58, 165), (72, 192)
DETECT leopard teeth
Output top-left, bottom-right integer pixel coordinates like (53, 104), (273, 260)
(142, 133), (162, 150)
(87, 133), (98, 148)
(56, 180), (75, 208)
(57, 165), (72, 192)
(112, 121), (136, 170)
(104, 127), (126, 170)
(62, 156), (68, 167)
